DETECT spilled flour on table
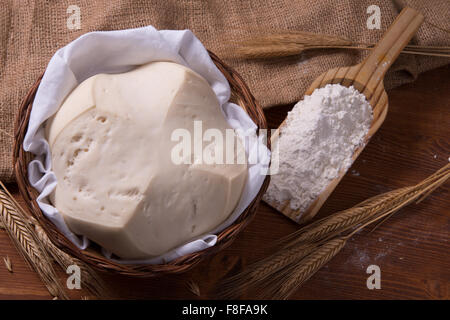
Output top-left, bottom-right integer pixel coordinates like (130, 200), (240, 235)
(264, 84), (372, 221)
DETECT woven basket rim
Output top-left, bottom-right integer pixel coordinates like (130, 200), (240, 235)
(13, 50), (270, 277)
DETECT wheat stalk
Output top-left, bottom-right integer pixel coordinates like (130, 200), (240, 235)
(217, 241), (315, 299)
(0, 183), (68, 299)
(231, 31), (450, 59)
(218, 243), (316, 299)
(216, 164), (450, 299)
(278, 164), (450, 249)
(269, 196), (425, 300)
(274, 238), (348, 299)
(0, 182), (109, 298)
(30, 218), (110, 298)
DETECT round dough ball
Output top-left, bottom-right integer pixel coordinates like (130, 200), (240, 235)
(47, 62), (247, 259)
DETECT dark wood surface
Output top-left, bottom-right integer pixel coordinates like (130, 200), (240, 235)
(1, 66), (449, 300)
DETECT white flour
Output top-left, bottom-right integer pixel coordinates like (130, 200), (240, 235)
(263, 84), (372, 221)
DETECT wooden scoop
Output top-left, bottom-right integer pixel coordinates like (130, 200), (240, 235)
(265, 7), (424, 223)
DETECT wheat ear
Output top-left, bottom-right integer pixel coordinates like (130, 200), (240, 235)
(0, 184), (68, 299)
(278, 164), (450, 248)
(232, 30), (450, 59)
(31, 219), (110, 298)
(215, 164), (449, 299)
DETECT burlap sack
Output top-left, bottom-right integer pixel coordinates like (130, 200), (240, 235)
(1, 0), (449, 182)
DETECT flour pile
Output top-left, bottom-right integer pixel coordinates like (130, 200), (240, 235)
(263, 84), (373, 221)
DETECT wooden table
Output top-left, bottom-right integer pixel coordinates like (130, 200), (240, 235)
(1, 66), (449, 300)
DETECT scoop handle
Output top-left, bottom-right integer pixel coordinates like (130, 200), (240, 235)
(355, 7), (423, 97)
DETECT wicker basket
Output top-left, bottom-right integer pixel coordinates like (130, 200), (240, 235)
(13, 51), (270, 277)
